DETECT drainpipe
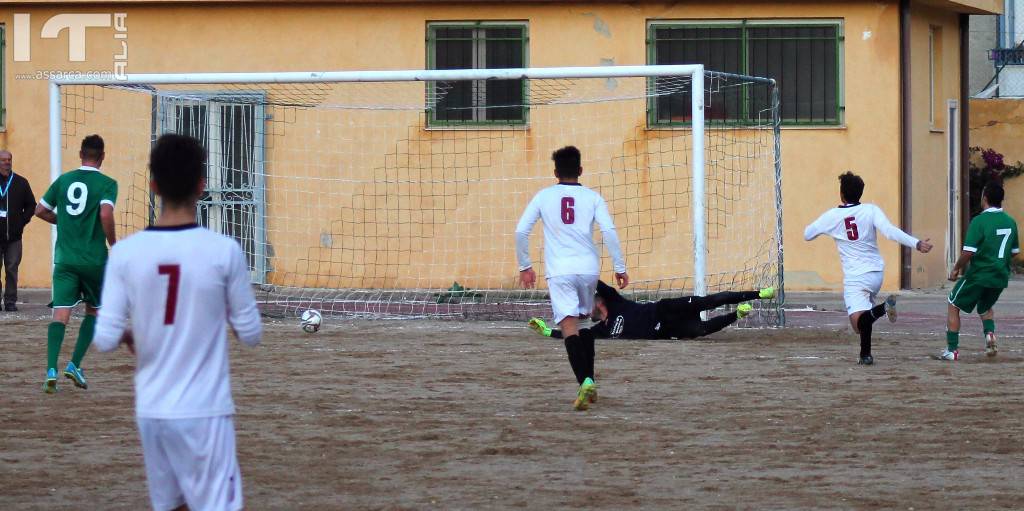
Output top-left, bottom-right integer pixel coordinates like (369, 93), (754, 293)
(961, 14), (971, 238)
(1010, 0), (1017, 47)
(900, 0), (913, 289)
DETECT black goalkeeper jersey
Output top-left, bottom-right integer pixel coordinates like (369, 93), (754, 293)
(588, 281), (665, 339)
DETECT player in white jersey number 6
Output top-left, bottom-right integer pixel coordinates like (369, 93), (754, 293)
(516, 146), (628, 411)
(94, 134), (262, 511)
(804, 172), (932, 365)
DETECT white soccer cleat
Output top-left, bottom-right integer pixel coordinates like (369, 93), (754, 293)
(939, 349), (959, 361)
(986, 332), (997, 357)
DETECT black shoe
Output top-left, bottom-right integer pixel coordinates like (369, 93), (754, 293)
(5, 303), (17, 312)
(858, 355), (874, 365)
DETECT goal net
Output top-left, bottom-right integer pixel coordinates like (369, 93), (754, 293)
(51, 66), (784, 326)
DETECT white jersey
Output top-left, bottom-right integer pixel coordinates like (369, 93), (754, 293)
(515, 183), (626, 278)
(804, 203), (919, 277)
(94, 224), (262, 419)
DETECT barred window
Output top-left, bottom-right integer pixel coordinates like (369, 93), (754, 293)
(427, 23), (528, 126)
(649, 21), (843, 125)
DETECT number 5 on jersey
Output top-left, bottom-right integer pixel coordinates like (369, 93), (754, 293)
(844, 217), (859, 241)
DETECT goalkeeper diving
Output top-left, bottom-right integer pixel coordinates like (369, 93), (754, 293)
(529, 280), (775, 340)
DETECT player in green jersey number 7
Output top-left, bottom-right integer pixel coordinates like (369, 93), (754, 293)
(35, 135), (118, 393)
(941, 184), (1019, 361)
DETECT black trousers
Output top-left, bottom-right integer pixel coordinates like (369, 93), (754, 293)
(656, 290), (759, 317)
(0, 240), (22, 306)
(656, 290), (759, 339)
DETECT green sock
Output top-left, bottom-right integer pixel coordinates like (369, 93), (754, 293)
(47, 322), (67, 370)
(982, 319), (995, 335)
(946, 330), (960, 352)
(71, 314), (97, 367)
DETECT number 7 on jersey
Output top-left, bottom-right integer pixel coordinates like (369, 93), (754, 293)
(158, 265), (181, 325)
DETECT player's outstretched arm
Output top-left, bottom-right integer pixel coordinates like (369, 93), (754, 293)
(803, 210), (832, 241)
(94, 248), (129, 352)
(595, 198), (628, 288)
(873, 205), (931, 252)
(227, 244), (262, 346)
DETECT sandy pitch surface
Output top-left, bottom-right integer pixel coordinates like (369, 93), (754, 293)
(2, 314), (1023, 510)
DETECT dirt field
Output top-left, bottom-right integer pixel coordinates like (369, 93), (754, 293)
(2, 308), (1024, 510)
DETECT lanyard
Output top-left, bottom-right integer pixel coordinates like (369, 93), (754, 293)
(0, 173), (12, 199)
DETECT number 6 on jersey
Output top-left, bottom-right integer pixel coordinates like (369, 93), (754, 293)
(561, 197), (575, 224)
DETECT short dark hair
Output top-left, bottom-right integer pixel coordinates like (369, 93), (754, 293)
(149, 134), (206, 204)
(552, 146), (582, 179)
(839, 171), (864, 203)
(80, 135), (105, 160)
(984, 183), (1005, 207)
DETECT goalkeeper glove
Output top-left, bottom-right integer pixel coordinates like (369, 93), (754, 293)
(528, 317), (553, 337)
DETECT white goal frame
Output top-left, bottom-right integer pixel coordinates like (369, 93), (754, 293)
(48, 65), (715, 297)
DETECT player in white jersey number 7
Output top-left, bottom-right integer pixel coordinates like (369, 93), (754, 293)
(804, 172), (932, 365)
(516, 146), (628, 411)
(94, 134), (262, 511)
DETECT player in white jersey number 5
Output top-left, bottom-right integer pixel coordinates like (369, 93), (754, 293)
(94, 134), (262, 511)
(804, 172), (932, 365)
(516, 146), (628, 411)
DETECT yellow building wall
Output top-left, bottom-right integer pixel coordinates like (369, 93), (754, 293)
(1, 2), (912, 291)
(908, 3), (962, 288)
(970, 98), (1024, 226)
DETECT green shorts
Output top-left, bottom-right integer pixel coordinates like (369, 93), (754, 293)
(948, 277), (1004, 314)
(50, 264), (105, 309)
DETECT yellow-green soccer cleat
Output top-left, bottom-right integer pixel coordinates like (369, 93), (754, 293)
(574, 377), (596, 411)
(737, 303), (753, 319)
(64, 362), (88, 389)
(758, 287), (775, 300)
(528, 317), (553, 337)
(43, 368), (58, 394)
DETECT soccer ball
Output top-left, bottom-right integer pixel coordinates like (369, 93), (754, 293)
(300, 309), (322, 333)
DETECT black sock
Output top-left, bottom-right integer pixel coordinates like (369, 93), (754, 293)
(579, 329), (595, 381)
(564, 335), (586, 384)
(856, 313), (875, 358)
(868, 303), (886, 321)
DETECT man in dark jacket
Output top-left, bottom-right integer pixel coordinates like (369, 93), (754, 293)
(0, 150), (37, 311)
(529, 280), (775, 340)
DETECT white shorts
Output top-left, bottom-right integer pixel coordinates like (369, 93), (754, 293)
(137, 415), (244, 511)
(843, 271), (884, 315)
(548, 274), (599, 324)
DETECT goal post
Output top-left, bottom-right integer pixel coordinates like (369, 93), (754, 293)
(49, 65), (784, 326)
